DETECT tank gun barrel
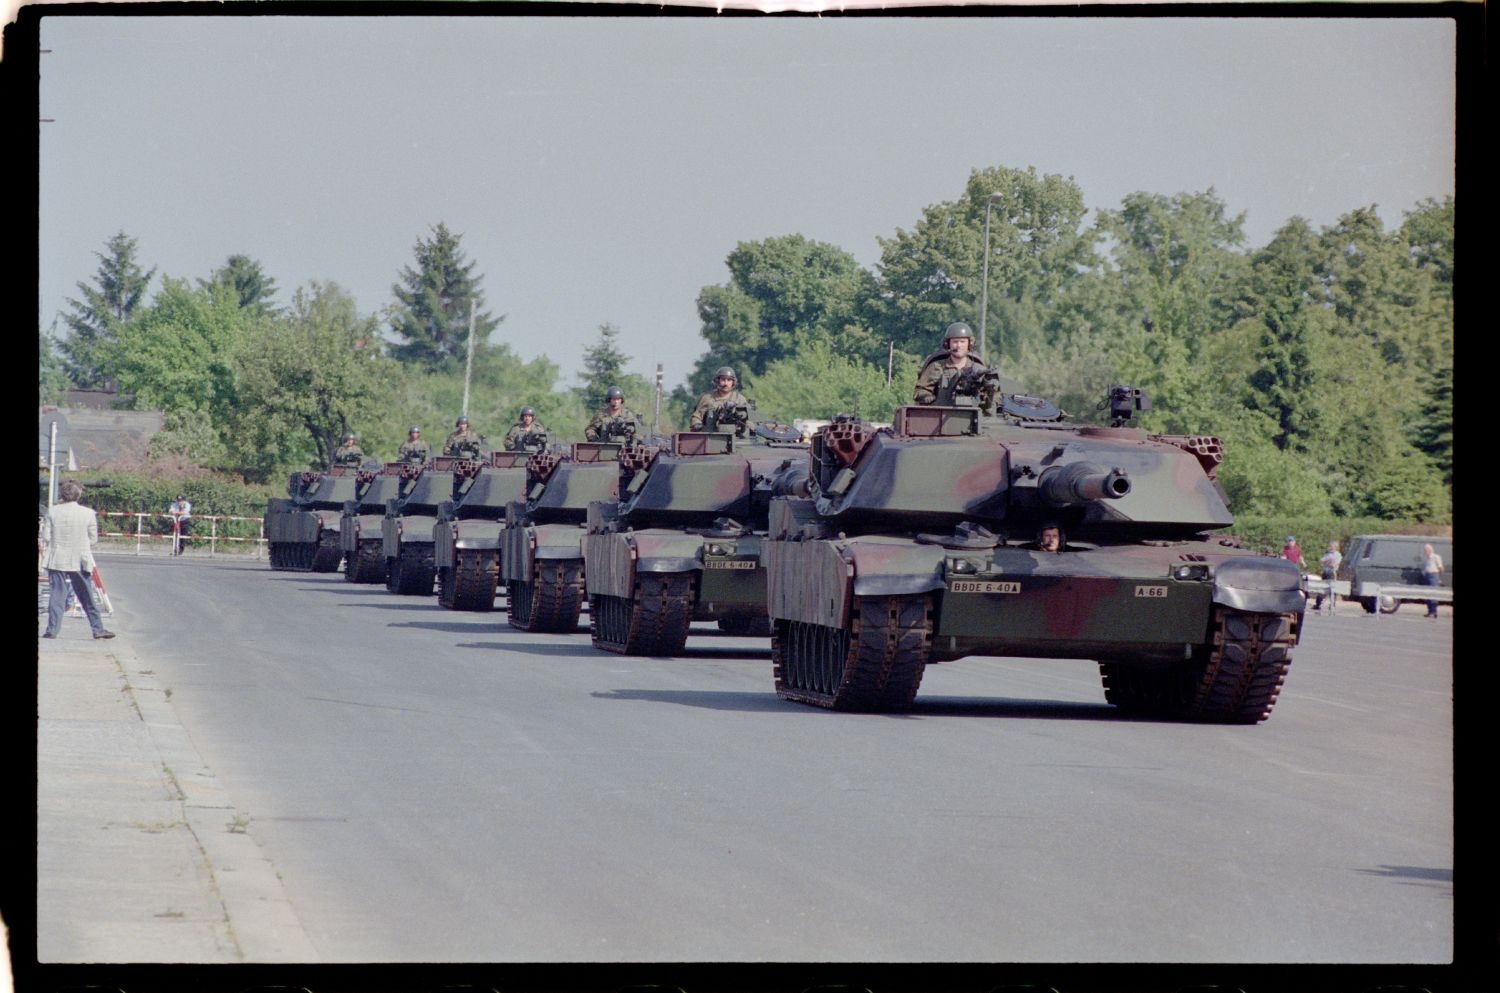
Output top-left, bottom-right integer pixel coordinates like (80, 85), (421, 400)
(1037, 462), (1131, 505)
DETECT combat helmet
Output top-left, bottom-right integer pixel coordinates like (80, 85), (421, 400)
(455, 415), (470, 427)
(605, 386), (625, 401)
(714, 366), (737, 382)
(944, 322), (975, 343)
(520, 406), (536, 418)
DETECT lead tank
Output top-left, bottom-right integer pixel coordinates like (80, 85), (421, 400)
(433, 451), (531, 611)
(582, 424), (808, 656)
(264, 466), (366, 571)
(501, 442), (622, 632)
(766, 388), (1305, 723)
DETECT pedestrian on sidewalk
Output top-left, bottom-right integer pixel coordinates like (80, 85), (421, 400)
(40, 480), (114, 640)
(1420, 543), (1445, 618)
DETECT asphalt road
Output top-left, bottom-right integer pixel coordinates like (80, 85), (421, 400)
(79, 554), (1453, 965)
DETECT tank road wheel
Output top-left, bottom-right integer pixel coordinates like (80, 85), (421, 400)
(391, 544), (436, 595)
(444, 549), (499, 611)
(718, 613), (772, 637)
(1100, 606), (1297, 724)
(773, 594), (932, 712)
(385, 554), (402, 593)
(345, 538), (387, 584)
(590, 572), (696, 656)
(311, 531), (343, 573)
(508, 561), (584, 632)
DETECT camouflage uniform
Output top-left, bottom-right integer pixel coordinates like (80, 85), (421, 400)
(913, 354), (995, 412)
(333, 442), (365, 467)
(442, 429), (487, 459)
(690, 388), (752, 431)
(397, 438), (431, 464)
(585, 406), (643, 442)
(504, 419), (549, 451)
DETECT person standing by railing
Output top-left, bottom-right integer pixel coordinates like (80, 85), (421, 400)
(168, 494), (192, 556)
(40, 480), (114, 640)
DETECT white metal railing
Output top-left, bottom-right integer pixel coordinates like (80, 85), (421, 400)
(95, 511), (267, 558)
(1302, 575), (1452, 615)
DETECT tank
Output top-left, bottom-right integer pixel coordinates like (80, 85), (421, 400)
(339, 464), (409, 584)
(765, 388), (1305, 723)
(582, 422), (808, 656)
(433, 451), (532, 611)
(264, 466), (366, 571)
(501, 442), (623, 632)
(381, 457), (476, 596)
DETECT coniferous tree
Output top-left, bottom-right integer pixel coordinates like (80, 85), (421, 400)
(59, 231), (156, 388)
(388, 223), (501, 368)
(200, 255), (280, 316)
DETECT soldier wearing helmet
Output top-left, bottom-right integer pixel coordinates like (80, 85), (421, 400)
(397, 425), (431, 465)
(690, 366), (754, 433)
(585, 387), (643, 442)
(333, 431), (366, 467)
(442, 415), (488, 459)
(913, 322), (996, 412)
(504, 406), (550, 452)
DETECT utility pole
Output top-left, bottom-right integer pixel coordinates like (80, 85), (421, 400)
(979, 192), (1003, 360)
(461, 299), (477, 415)
(653, 364), (664, 434)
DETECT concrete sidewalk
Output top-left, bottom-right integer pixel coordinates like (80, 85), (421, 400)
(35, 620), (318, 966)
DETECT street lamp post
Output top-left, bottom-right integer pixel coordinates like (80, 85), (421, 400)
(979, 192), (1002, 361)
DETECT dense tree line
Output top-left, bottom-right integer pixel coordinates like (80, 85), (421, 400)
(40, 164), (1452, 523)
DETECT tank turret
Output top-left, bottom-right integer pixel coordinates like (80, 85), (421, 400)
(766, 386), (1303, 724)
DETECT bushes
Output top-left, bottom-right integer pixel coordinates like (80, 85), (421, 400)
(40, 470), (283, 541)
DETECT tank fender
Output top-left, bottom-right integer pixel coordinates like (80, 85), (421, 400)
(632, 531), (708, 574)
(1212, 556), (1306, 615)
(848, 541), (948, 598)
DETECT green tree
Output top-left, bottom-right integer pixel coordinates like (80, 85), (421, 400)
(59, 231), (156, 388)
(752, 339), (916, 425)
(231, 281), (398, 478)
(39, 326), (70, 406)
(200, 254), (280, 316)
(388, 223), (501, 368)
(575, 322), (652, 414)
(688, 235), (874, 397)
(110, 278), (257, 428)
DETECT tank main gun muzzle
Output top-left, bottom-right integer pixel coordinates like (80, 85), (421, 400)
(1037, 462), (1132, 505)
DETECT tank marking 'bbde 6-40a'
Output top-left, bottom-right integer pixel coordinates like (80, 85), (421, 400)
(766, 388), (1305, 723)
(582, 423), (809, 656)
(433, 451), (532, 611)
(501, 442), (623, 633)
(264, 466), (366, 571)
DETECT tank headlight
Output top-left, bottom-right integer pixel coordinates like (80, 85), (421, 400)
(947, 557), (979, 575)
(705, 543), (732, 557)
(1172, 563), (1212, 581)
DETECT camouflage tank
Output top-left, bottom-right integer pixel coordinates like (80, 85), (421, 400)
(264, 466), (366, 571)
(381, 456), (477, 596)
(582, 422), (808, 656)
(433, 451), (532, 611)
(339, 464), (410, 584)
(501, 442), (622, 633)
(766, 387), (1305, 723)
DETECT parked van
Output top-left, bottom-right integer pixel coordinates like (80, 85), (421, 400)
(1340, 534), (1452, 614)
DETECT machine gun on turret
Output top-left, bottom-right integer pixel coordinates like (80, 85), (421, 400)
(706, 399), (756, 436)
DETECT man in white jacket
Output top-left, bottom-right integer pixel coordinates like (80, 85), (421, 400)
(40, 480), (114, 640)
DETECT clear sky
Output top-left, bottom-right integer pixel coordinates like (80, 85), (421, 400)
(36, 11), (1456, 394)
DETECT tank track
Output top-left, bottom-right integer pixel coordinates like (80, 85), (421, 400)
(310, 531), (343, 573)
(344, 537), (387, 584)
(773, 594), (931, 711)
(1099, 605), (1296, 724)
(507, 560), (584, 632)
(268, 540), (318, 573)
(590, 571), (696, 656)
(438, 549), (500, 611)
(387, 542), (436, 595)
